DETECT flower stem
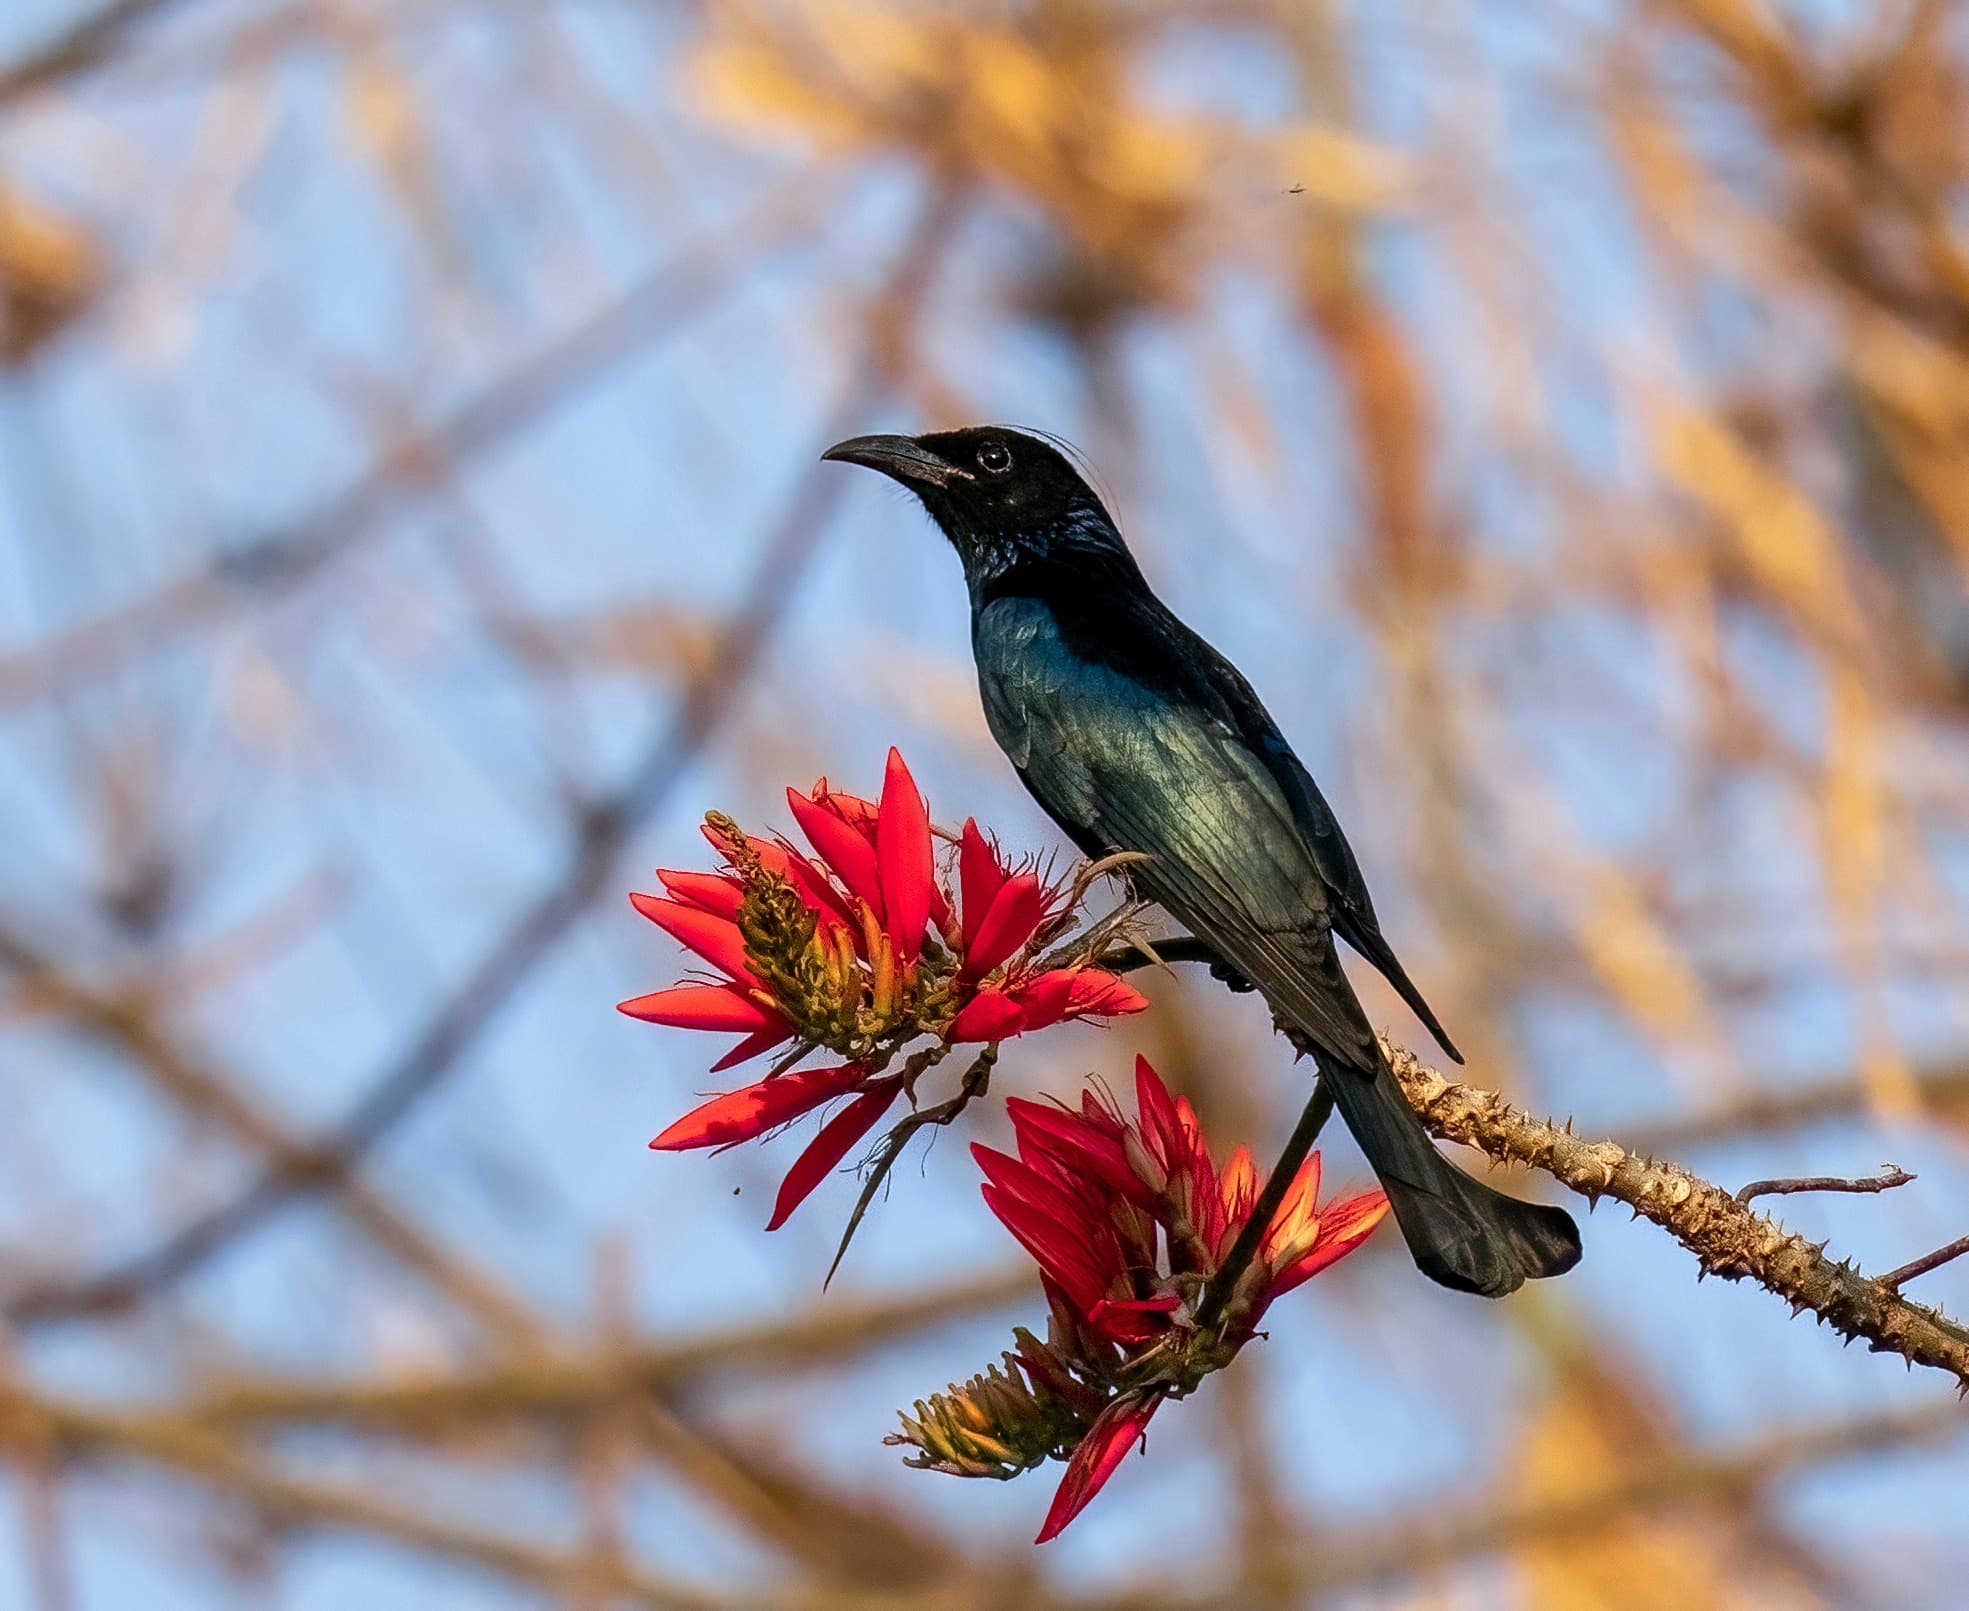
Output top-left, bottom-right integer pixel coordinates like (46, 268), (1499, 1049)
(1194, 1074), (1336, 1332)
(824, 1043), (999, 1289)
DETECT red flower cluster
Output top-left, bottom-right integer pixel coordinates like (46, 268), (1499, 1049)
(892, 1056), (1388, 1541)
(624, 750), (1148, 1229)
(979, 1057), (1388, 1352)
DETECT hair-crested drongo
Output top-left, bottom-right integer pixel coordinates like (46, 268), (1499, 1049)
(823, 425), (1580, 1297)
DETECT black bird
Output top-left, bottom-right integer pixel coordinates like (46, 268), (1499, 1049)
(823, 425), (1580, 1297)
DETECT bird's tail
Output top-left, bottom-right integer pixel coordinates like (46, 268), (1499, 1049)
(1321, 1051), (1580, 1298)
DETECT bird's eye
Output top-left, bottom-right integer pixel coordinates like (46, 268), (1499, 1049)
(976, 440), (1013, 475)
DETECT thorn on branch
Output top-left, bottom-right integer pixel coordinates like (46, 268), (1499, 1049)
(1099, 935), (1219, 974)
(1096, 933), (1255, 993)
(1734, 1165), (1915, 1206)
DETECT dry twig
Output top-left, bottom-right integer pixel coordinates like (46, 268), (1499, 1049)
(1735, 1164), (1914, 1204)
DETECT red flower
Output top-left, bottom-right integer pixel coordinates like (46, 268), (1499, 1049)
(981, 1056), (1386, 1343)
(622, 750), (1150, 1228)
(622, 749), (1144, 1071)
(968, 1055), (1388, 1538)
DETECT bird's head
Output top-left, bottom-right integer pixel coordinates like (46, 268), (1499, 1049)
(822, 425), (1135, 593)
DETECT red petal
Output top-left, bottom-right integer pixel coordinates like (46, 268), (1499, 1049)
(618, 983), (782, 1033)
(1004, 1094), (1106, 1158)
(1062, 971), (1150, 1020)
(972, 1142), (1101, 1229)
(876, 748), (935, 964)
(1004, 1097), (1148, 1206)
(629, 894), (755, 983)
(964, 873), (1048, 977)
(778, 851), (857, 932)
(1133, 1053), (1200, 1180)
(1036, 1393), (1162, 1544)
(829, 780), (934, 933)
(958, 818), (1012, 940)
(1134, 1054), (1179, 1140)
(656, 870), (744, 920)
(1093, 1293), (1181, 1315)
(709, 1026), (795, 1073)
(787, 787), (885, 916)
(1004, 969), (1077, 1032)
(1087, 1294), (1180, 1342)
(1261, 1155), (1324, 1262)
(765, 1081), (902, 1230)
(1266, 1188), (1391, 1301)
(979, 1184), (1111, 1316)
(1218, 1144), (1258, 1238)
(814, 781), (880, 834)
(1318, 1184), (1393, 1242)
(648, 1062), (866, 1150)
(1169, 1093), (1217, 1208)
(974, 1144), (1114, 1312)
(1004, 968), (1146, 1033)
(946, 989), (1027, 1043)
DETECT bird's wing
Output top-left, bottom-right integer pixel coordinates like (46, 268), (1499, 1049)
(996, 637), (1381, 1073)
(1247, 725), (1464, 1064)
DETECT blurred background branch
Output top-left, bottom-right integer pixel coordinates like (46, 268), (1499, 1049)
(0, 0), (192, 106)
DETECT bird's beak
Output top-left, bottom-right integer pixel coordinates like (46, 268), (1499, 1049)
(820, 434), (971, 489)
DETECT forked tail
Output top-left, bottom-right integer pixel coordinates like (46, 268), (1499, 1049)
(1321, 1050), (1581, 1298)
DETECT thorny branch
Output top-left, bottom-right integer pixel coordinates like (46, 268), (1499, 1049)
(1381, 1038), (1969, 1391)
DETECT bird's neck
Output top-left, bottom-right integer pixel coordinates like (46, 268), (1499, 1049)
(960, 507), (1145, 608)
